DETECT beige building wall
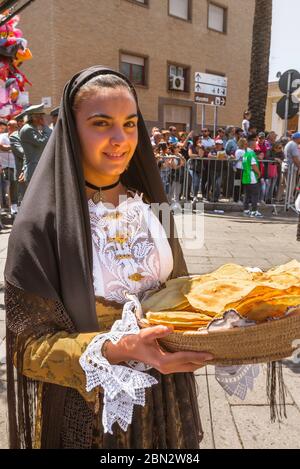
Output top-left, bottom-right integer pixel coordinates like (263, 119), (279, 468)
(19, 0), (255, 130)
(266, 81), (300, 136)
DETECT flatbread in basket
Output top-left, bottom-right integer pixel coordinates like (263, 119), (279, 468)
(140, 261), (300, 366)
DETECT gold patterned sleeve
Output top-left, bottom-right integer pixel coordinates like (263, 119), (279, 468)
(18, 331), (101, 403)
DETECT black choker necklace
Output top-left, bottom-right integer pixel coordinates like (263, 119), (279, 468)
(85, 178), (120, 204)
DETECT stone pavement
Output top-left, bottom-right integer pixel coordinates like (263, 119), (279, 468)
(0, 210), (300, 449)
(176, 209), (300, 449)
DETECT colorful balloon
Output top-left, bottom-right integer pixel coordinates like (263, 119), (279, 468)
(0, 11), (32, 119)
(9, 86), (19, 103)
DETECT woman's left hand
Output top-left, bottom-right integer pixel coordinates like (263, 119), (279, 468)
(104, 325), (214, 374)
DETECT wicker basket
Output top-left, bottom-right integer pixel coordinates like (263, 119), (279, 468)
(139, 309), (300, 366)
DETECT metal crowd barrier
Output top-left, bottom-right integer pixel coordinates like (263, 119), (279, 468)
(183, 158), (299, 211)
(285, 163), (300, 213)
(157, 156), (299, 213)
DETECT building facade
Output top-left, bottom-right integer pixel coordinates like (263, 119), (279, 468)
(266, 81), (300, 137)
(19, 0), (255, 131)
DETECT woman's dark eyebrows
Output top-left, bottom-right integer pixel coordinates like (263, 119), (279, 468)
(87, 113), (112, 120)
(87, 113), (138, 120)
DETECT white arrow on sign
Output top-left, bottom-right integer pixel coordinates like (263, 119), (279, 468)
(214, 96), (226, 106)
(194, 82), (227, 97)
(195, 72), (228, 88)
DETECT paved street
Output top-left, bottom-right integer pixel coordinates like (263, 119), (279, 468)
(0, 209), (300, 449)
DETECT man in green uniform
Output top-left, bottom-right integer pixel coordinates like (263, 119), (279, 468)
(19, 104), (52, 184)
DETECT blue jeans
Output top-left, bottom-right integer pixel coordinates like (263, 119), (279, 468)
(266, 177), (278, 203)
(259, 178), (270, 202)
(160, 169), (171, 196)
(189, 170), (201, 198)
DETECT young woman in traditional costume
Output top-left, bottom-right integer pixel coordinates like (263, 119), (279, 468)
(5, 66), (213, 449)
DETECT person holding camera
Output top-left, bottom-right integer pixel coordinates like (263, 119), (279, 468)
(188, 135), (204, 202)
(156, 141), (173, 198)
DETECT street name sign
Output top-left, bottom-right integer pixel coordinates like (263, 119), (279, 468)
(194, 72), (227, 106)
(195, 93), (227, 106)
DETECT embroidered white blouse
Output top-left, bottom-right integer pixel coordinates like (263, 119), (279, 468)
(80, 192), (174, 434)
(89, 191), (174, 302)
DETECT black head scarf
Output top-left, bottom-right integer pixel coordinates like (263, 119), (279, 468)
(5, 66), (187, 333)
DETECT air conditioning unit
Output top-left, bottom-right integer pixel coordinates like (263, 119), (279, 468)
(169, 75), (185, 91)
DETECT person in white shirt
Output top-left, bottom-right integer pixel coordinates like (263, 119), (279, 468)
(0, 121), (18, 215)
(233, 137), (248, 203)
(242, 111), (251, 137)
(201, 128), (215, 150)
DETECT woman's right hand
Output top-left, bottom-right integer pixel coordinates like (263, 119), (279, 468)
(105, 325), (214, 374)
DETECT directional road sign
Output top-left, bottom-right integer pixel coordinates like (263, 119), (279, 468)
(279, 69), (300, 95)
(194, 82), (227, 96)
(195, 72), (228, 88)
(276, 95), (299, 120)
(195, 93), (226, 106)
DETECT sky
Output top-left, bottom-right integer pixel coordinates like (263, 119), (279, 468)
(269, 0), (300, 82)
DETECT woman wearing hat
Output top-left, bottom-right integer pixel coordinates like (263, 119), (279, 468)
(5, 66), (212, 449)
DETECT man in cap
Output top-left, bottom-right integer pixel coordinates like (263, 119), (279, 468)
(19, 103), (52, 184)
(284, 132), (300, 170)
(255, 132), (268, 157)
(284, 132), (300, 205)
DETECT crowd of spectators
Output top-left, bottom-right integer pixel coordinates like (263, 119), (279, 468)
(150, 112), (300, 213)
(0, 106), (57, 229)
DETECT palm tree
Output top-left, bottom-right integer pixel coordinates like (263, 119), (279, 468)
(248, 0), (273, 132)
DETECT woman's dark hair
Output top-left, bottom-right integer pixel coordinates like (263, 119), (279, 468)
(280, 137), (289, 147)
(192, 135), (201, 146)
(272, 141), (283, 150)
(73, 74), (136, 112)
(158, 142), (168, 151)
(169, 143), (180, 153)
